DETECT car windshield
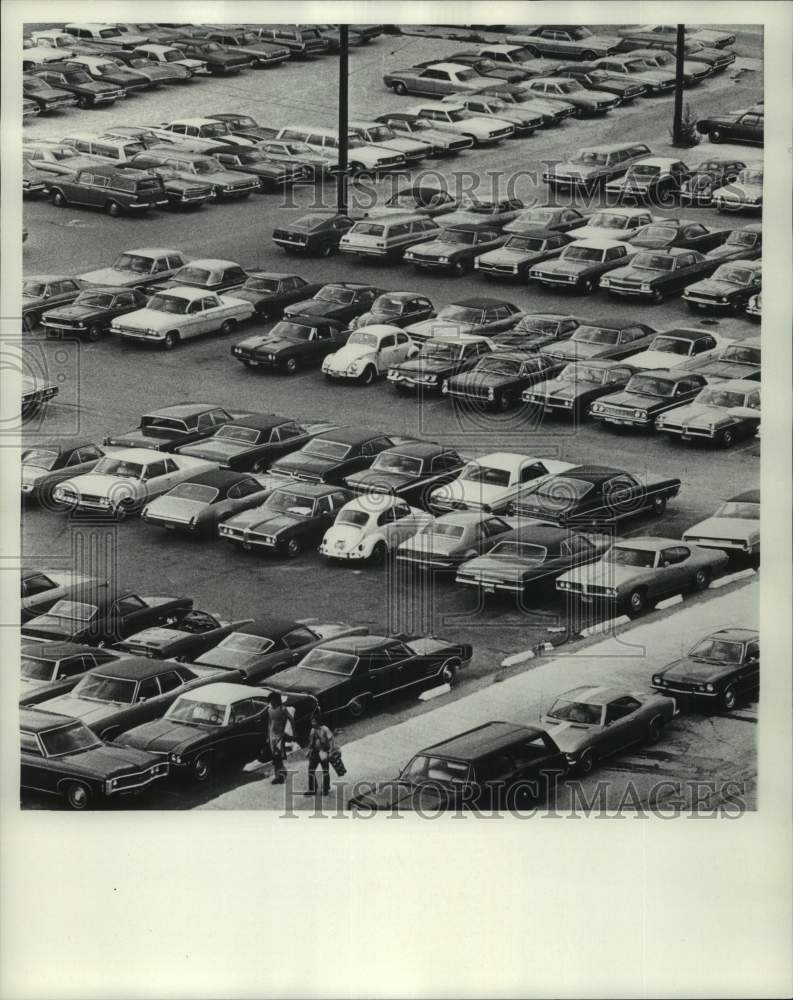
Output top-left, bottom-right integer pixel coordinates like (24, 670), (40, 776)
(23, 281), (46, 296)
(94, 457), (145, 478)
(422, 342), (460, 361)
(266, 491), (317, 516)
(697, 389), (750, 409)
(438, 305), (482, 323)
(441, 229), (477, 245)
(164, 49), (187, 61)
(75, 291), (116, 308)
(588, 212), (630, 230)
(336, 509), (369, 527)
(423, 522), (464, 539)
(721, 345), (761, 364)
(546, 699), (602, 725)
(64, 70), (92, 84)
(190, 159), (217, 174)
(517, 477), (593, 511)
(96, 62), (120, 73)
(21, 655), (58, 681)
(573, 326), (620, 345)
(460, 463), (510, 487)
(316, 286), (355, 303)
(516, 318), (561, 335)
(372, 452), (423, 475)
(147, 294), (189, 314)
(714, 500), (759, 519)
(166, 697), (227, 726)
(351, 223), (385, 237)
(299, 648), (358, 675)
(739, 169), (763, 184)
(236, 150), (268, 164)
(689, 638), (744, 663)
(22, 447), (60, 470)
(44, 600), (96, 622)
(215, 633), (274, 656)
(629, 163), (661, 177)
(476, 358), (523, 376)
(174, 267), (213, 285)
(715, 265), (756, 285)
(650, 335), (694, 355)
(726, 230), (758, 247)
(244, 276), (281, 293)
(560, 364), (607, 383)
(74, 673), (137, 703)
(271, 321), (315, 341)
(442, 109), (467, 122)
(372, 295), (405, 316)
(626, 375), (675, 397)
(113, 253), (153, 272)
(517, 209), (559, 225)
(40, 721), (102, 756)
(505, 236), (545, 252)
(562, 246), (603, 262)
(303, 439), (352, 461)
(166, 483), (219, 503)
(604, 545), (657, 567)
(633, 253), (676, 271)
(401, 754), (472, 784)
(215, 425), (261, 444)
(556, 81), (580, 93)
(488, 541), (547, 562)
(361, 126), (394, 142)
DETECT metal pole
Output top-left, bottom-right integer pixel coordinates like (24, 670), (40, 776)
(337, 24), (349, 214)
(672, 23), (686, 145)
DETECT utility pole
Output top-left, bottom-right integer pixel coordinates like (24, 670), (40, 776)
(672, 23), (686, 145)
(337, 24), (349, 214)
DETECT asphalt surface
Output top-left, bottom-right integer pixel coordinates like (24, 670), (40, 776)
(19, 32), (762, 808)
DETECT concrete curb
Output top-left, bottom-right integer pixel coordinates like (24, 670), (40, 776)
(580, 615), (631, 637)
(709, 568), (757, 589)
(656, 594), (684, 610)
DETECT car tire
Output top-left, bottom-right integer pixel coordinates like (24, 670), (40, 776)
(252, 458), (269, 474)
(721, 685), (737, 711)
(114, 502), (130, 522)
(625, 588), (647, 617)
(495, 392), (512, 412)
(77, 95), (92, 109)
(392, 81), (407, 95)
(651, 496), (667, 517)
(319, 243), (333, 258)
(452, 258), (471, 276)
(106, 201), (122, 217)
(718, 427), (737, 448)
(370, 541), (387, 565)
(285, 357), (298, 374)
(709, 128), (722, 143)
(163, 331), (179, 350)
(651, 288), (665, 304)
(360, 365), (376, 385)
(578, 749), (597, 776)
(220, 319), (236, 336)
(439, 658), (460, 686)
(646, 716), (664, 744)
(193, 752), (213, 783)
(692, 567), (710, 591)
(285, 537), (302, 558)
(347, 695), (369, 718)
(52, 190), (66, 207)
(86, 323), (104, 343)
(581, 278), (595, 294)
(581, 50), (597, 61)
(64, 781), (92, 810)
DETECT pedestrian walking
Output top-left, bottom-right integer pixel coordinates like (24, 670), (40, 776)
(266, 692), (292, 784)
(303, 712), (335, 796)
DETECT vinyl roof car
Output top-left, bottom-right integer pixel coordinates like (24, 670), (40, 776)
(422, 721), (549, 759)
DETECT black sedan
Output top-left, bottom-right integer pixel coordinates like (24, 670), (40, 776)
(652, 627), (759, 712)
(492, 313), (580, 354)
(268, 428), (409, 485)
(283, 283), (383, 324)
(167, 38), (252, 73)
(508, 464), (682, 525)
(20, 710), (169, 810)
(679, 158), (746, 207)
(697, 110), (763, 146)
(229, 273), (323, 317)
(22, 571), (108, 624)
(20, 642), (121, 706)
(104, 403), (248, 452)
(455, 523), (612, 596)
(503, 205), (588, 234)
(556, 63), (646, 101)
(539, 320), (656, 364)
(113, 682), (316, 784)
(41, 286), (149, 342)
(111, 611), (246, 661)
(266, 633), (473, 719)
(349, 291), (435, 330)
(231, 318), (348, 373)
(21, 439), (105, 505)
(207, 113), (279, 142)
(522, 359), (639, 419)
(627, 220), (728, 254)
(177, 414), (337, 472)
(272, 212), (357, 256)
(589, 370), (708, 430)
(474, 230), (574, 280)
(344, 442), (465, 506)
(443, 352), (562, 411)
(600, 248), (717, 303)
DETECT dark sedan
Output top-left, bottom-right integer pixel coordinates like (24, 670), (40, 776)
(268, 428), (409, 485)
(508, 464), (682, 525)
(456, 524), (612, 596)
(627, 220), (728, 254)
(403, 222), (506, 276)
(21, 571), (108, 623)
(443, 352), (562, 411)
(475, 230), (574, 280)
(600, 248), (717, 303)
(539, 320), (656, 364)
(704, 225), (762, 263)
(529, 240), (633, 295)
(140, 470), (270, 534)
(682, 261), (762, 314)
(523, 359), (639, 418)
(589, 370), (708, 430)
(652, 628), (759, 712)
(349, 291), (435, 331)
(111, 611), (247, 661)
(167, 38), (252, 73)
(697, 110), (763, 145)
(404, 297), (522, 343)
(272, 212), (357, 256)
(177, 414), (336, 472)
(344, 442), (465, 506)
(492, 313), (580, 354)
(504, 205), (588, 234)
(524, 76), (619, 116)
(20, 642), (121, 706)
(283, 283), (383, 323)
(22, 75), (78, 112)
(229, 273), (323, 317)
(41, 286), (149, 342)
(266, 634), (472, 719)
(104, 403), (247, 452)
(206, 144), (309, 190)
(556, 63), (646, 101)
(20, 710), (169, 810)
(231, 318), (348, 373)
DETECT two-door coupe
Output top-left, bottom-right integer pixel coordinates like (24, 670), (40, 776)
(539, 320), (656, 364)
(655, 379), (761, 448)
(507, 25), (621, 61)
(455, 523), (611, 596)
(41, 286), (149, 341)
(523, 76), (619, 115)
(556, 537), (728, 616)
(23, 274), (83, 331)
(474, 230), (574, 280)
(697, 110), (763, 146)
(683, 260), (762, 313)
(232, 317), (347, 373)
(503, 205), (588, 233)
(348, 291), (436, 331)
(403, 222), (507, 275)
(442, 351), (563, 411)
(105, 403), (246, 452)
(396, 511), (520, 572)
(272, 212), (357, 256)
(20, 710), (169, 809)
(541, 686), (676, 773)
(711, 165), (763, 212)
(141, 469), (271, 533)
(79, 247), (188, 288)
(522, 359), (639, 418)
(20, 642), (121, 706)
(268, 428), (409, 485)
(589, 370), (708, 430)
(492, 313), (580, 354)
(604, 157), (691, 201)
(704, 224), (762, 262)
(111, 611), (247, 662)
(679, 158), (746, 207)
(683, 489), (759, 561)
(652, 628), (759, 712)
(344, 441), (465, 507)
(21, 439), (106, 504)
(111, 286), (255, 349)
(388, 334), (495, 394)
(150, 258), (248, 295)
(427, 453), (574, 515)
(266, 633), (472, 718)
(320, 496), (434, 563)
(626, 220), (728, 254)
(228, 273), (322, 317)
(283, 283), (383, 324)
(404, 297), (522, 343)
(680, 337), (761, 384)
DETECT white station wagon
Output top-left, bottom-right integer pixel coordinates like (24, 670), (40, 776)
(52, 449), (217, 519)
(111, 286), (254, 350)
(320, 496), (433, 562)
(427, 452), (574, 514)
(321, 325), (418, 384)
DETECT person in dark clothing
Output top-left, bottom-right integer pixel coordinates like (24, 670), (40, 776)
(266, 692), (292, 784)
(304, 712), (334, 796)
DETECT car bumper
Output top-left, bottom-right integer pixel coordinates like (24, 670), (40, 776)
(114, 327), (167, 342)
(682, 293), (735, 310)
(682, 535), (755, 553)
(456, 575), (523, 593)
(475, 262), (524, 278)
(591, 411), (653, 427)
(141, 511), (199, 531)
(218, 528), (279, 550)
(529, 272), (580, 287)
(387, 373), (439, 391)
(339, 245), (389, 257)
(105, 762), (170, 795)
(395, 552), (458, 571)
(319, 541), (368, 560)
(273, 237), (310, 250)
(404, 257), (455, 270)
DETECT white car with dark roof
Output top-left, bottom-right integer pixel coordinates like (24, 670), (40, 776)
(427, 452), (574, 514)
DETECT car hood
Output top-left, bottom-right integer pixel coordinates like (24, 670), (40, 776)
(449, 370), (514, 390)
(629, 350), (690, 370)
(398, 356), (459, 375)
(115, 717), (209, 754)
(561, 561), (647, 588)
(689, 359), (760, 381)
(346, 469), (413, 491)
(400, 532), (462, 557)
(269, 453), (335, 479)
(38, 694), (118, 726)
(406, 318), (475, 339)
(114, 307), (177, 331)
(534, 258), (591, 275)
(662, 402), (738, 425)
(80, 266), (148, 286)
(480, 246), (542, 265)
(459, 553), (543, 581)
(144, 495), (210, 519)
(658, 656), (735, 685)
(545, 341), (609, 361)
(539, 720), (596, 753)
(706, 244), (755, 261)
(237, 334), (305, 354)
(596, 389), (665, 408)
(327, 342), (377, 367)
(65, 742), (163, 773)
(286, 300), (348, 319)
(268, 665), (345, 696)
(177, 439), (251, 462)
(686, 278), (742, 296)
(58, 473), (137, 499)
(408, 238), (465, 258)
(685, 515), (758, 543)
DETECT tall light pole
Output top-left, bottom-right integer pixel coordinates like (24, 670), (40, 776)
(337, 24), (349, 214)
(672, 23), (686, 145)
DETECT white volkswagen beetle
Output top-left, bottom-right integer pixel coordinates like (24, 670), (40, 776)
(319, 495), (432, 563)
(321, 324), (418, 385)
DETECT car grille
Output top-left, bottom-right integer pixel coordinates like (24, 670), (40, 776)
(661, 422), (713, 437)
(378, 155), (404, 167)
(449, 383), (491, 401)
(607, 278), (641, 292)
(183, 186), (212, 198)
(111, 762), (169, 790)
(219, 524), (244, 540)
(42, 317), (84, 329)
(555, 107), (576, 119)
(479, 262), (518, 274)
(288, 471), (322, 483)
(594, 403), (630, 418)
(78, 493), (110, 507)
(565, 582), (614, 597)
(408, 252), (441, 264)
(490, 127), (513, 139)
(450, 139), (472, 150)
(546, 395), (575, 409)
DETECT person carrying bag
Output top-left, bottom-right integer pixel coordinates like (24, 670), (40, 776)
(303, 713), (342, 795)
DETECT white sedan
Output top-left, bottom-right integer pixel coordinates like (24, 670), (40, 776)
(427, 452), (574, 515)
(111, 286), (255, 350)
(52, 449), (217, 519)
(319, 496), (433, 562)
(321, 325), (418, 384)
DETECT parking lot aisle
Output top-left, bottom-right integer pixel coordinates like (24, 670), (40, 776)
(200, 577), (758, 810)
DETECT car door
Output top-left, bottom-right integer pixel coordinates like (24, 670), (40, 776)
(375, 331), (400, 370)
(417, 68), (444, 95)
(656, 544), (694, 597)
(601, 696), (644, 753)
(20, 731), (62, 796)
(739, 639), (760, 697)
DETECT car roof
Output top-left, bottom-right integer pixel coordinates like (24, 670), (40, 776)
(705, 378), (760, 392)
(21, 708), (90, 733)
(436, 510), (502, 527)
(320, 282), (377, 291)
(220, 413), (289, 430)
(169, 117), (229, 126)
(25, 273), (82, 282)
(718, 259), (762, 272)
(181, 468), (255, 490)
(555, 686), (629, 706)
(271, 481), (340, 498)
(315, 427), (386, 445)
(707, 628), (759, 642)
(89, 656), (180, 680)
(75, 284), (144, 295)
(20, 640), (110, 658)
(156, 285), (222, 300)
(429, 332), (493, 345)
(176, 258), (240, 269)
(135, 44), (180, 53)
(615, 537), (680, 551)
(374, 290), (424, 301)
(454, 297), (515, 308)
(569, 238), (629, 250)
(630, 156), (685, 166)
(423, 721), (545, 760)
(506, 227), (565, 239)
(24, 437), (96, 454)
(418, 61), (478, 72)
(558, 464), (628, 484)
(102, 447), (181, 463)
(506, 523), (575, 545)
(443, 221), (504, 233)
(143, 403), (227, 418)
(178, 681), (260, 705)
(246, 272), (305, 281)
(380, 440), (445, 457)
(591, 207), (651, 217)
(359, 213), (432, 226)
(115, 246), (183, 256)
